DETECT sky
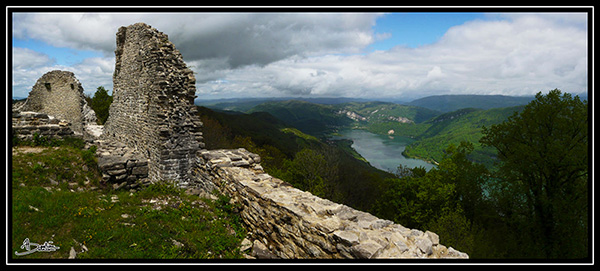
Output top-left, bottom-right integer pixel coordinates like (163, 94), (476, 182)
(10, 9), (590, 101)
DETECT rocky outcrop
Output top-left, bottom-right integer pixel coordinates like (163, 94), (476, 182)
(199, 149), (469, 259)
(338, 110), (367, 122)
(387, 115), (413, 123)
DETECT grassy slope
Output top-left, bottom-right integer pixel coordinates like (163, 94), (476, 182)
(11, 142), (245, 260)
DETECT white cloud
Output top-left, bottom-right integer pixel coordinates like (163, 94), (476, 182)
(12, 12), (588, 100)
(13, 12), (381, 68)
(197, 13), (587, 99)
(12, 47), (55, 70)
(13, 13), (118, 53)
(70, 57), (116, 94)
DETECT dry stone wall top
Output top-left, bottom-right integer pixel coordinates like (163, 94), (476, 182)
(200, 149), (469, 259)
(12, 111), (75, 141)
(103, 22), (204, 185)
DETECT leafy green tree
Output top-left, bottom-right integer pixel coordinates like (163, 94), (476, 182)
(426, 205), (475, 255)
(373, 174), (456, 229)
(88, 86), (113, 124)
(373, 142), (496, 256)
(480, 89), (588, 258)
(280, 149), (331, 198)
(436, 142), (490, 223)
(372, 145), (460, 229)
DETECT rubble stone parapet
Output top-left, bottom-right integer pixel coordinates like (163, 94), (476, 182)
(199, 149), (469, 259)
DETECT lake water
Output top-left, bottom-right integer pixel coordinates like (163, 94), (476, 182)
(332, 129), (436, 172)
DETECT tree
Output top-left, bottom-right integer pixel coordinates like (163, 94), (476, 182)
(276, 148), (333, 198)
(436, 142), (490, 223)
(89, 86), (113, 124)
(372, 143), (478, 230)
(372, 173), (456, 229)
(480, 89), (588, 258)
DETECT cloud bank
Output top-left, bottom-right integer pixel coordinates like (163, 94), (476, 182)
(12, 12), (588, 100)
(196, 13), (587, 100)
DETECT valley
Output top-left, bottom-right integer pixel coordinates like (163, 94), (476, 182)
(199, 94), (535, 170)
(330, 128), (436, 172)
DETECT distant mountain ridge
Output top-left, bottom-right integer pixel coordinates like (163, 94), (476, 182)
(407, 94), (535, 112)
(196, 94), (544, 113)
(196, 97), (376, 112)
(247, 100), (353, 136)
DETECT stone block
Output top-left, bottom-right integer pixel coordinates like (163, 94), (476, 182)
(333, 230), (360, 246)
(108, 168), (127, 176)
(131, 166), (149, 176)
(350, 240), (383, 259)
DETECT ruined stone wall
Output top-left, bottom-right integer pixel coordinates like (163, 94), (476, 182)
(103, 23), (204, 185)
(20, 70), (96, 134)
(198, 149), (469, 260)
(12, 111), (75, 141)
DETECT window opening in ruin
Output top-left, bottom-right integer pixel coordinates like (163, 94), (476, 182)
(70, 84), (75, 90)
(44, 83), (51, 91)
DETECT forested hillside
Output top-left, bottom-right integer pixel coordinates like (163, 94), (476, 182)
(196, 106), (394, 212)
(247, 100), (352, 137)
(335, 101), (440, 124)
(402, 106), (525, 167)
(199, 90), (589, 259)
(407, 94), (534, 112)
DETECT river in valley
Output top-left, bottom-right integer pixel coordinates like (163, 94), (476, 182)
(331, 129), (436, 173)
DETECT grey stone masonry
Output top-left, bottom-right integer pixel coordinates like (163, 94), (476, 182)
(19, 70), (97, 134)
(95, 139), (150, 191)
(12, 111), (75, 141)
(103, 22), (204, 185)
(199, 148), (469, 259)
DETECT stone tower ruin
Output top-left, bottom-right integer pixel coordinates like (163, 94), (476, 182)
(19, 70), (96, 134)
(103, 23), (204, 185)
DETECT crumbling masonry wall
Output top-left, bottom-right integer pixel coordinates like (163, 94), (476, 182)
(198, 149), (469, 259)
(103, 23), (204, 185)
(19, 70), (96, 134)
